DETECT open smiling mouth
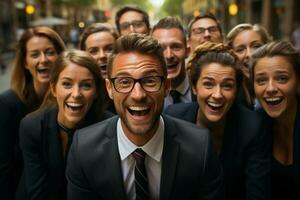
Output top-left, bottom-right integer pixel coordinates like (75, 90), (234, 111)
(99, 63), (107, 71)
(264, 97), (283, 106)
(128, 106), (150, 116)
(166, 63), (178, 70)
(66, 102), (84, 112)
(37, 68), (50, 75)
(207, 102), (224, 112)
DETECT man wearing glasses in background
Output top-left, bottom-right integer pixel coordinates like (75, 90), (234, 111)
(187, 13), (224, 52)
(115, 5), (150, 36)
(66, 33), (224, 200)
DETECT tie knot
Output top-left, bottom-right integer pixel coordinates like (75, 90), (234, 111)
(132, 148), (146, 161)
(170, 90), (181, 104)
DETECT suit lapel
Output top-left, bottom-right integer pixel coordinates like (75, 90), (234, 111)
(100, 118), (126, 199)
(160, 116), (179, 200)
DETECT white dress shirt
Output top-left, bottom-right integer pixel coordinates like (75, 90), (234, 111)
(117, 116), (164, 200)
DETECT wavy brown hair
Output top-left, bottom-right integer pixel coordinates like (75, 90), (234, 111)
(10, 26), (66, 111)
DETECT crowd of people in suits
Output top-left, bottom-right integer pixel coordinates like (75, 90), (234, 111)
(0, 4), (299, 200)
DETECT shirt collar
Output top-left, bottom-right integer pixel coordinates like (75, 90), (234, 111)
(174, 75), (190, 96)
(117, 116), (164, 162)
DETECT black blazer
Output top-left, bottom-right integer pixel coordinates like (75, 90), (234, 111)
(18, 106), (113, 200)
(66, 115), (224, 200)
(260, 96), (300, 200)
(165, 102), (271, 200)
(0, 89), (28, 200)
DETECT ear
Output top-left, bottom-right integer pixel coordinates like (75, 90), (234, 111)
(192, 85), (197, 95)
(50, 83), (57, 98)
(105, 78), (114, 100)
(185, 43), (191, 58)
(164, 78), (171, 97)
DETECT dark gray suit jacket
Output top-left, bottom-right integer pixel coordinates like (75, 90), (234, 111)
(66, 115), (224, 200)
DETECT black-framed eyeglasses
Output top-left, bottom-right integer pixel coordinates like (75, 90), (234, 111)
(119, 20), (146, 31)
(192, 26), (219, 35)
(110, 76), (165, 93)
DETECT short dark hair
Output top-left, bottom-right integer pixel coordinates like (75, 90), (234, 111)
(188, 42), (242, 87)
(79, 23), (118, 50)
(187, 12), (222, 38)
(107, 33), (167, 78)
(115, 5), (150, 34)
(152, 16), (187, 45)
(250, 41), (300, 82)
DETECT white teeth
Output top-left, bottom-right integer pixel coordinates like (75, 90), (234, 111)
(265, 97), (281, 102)
(128, 106), (148, 111)
(66, 102), (83, 107)
(208, 102), (223, 108)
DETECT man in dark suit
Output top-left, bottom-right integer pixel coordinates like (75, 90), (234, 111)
(66, 33), (224, 200)
(151, 17), (194, 108)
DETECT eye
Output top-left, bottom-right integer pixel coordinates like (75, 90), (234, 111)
(222, 82), (235, 90)
(117, 78), (132, 88)
(45, 49), (57, 56)
(104, 45), (114, 54)
(276, 75), (289, 83)
(255, 76), (267, 85)
(234, 47), (245, 54)
(171, 44), (183, 51)
(252, 43), (263, 49)
(62, 81), (72, 89)
(81, 82), (93, 90)
(142, 77), (158, 86)
(202, 81), (214, 89)
(88, 48), (98, 55)
(30, 52), (40, 58)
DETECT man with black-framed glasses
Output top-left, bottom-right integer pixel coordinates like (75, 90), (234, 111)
(187, 12), (223, 52)
(115, 5), (150, 36)
(66, 33), (224, 200)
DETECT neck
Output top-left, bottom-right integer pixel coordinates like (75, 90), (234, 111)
(171, 66), (186, 89)
(33, 81), (49, 100)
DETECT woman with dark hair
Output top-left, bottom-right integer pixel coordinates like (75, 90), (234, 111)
(0, 26), (66, 200)
(251, 41), (300, 199)
(79, 23), (118, 79)
(165, 42), (270, 200)
(18, 50), (112, 200)
(227, 23), (272, 109)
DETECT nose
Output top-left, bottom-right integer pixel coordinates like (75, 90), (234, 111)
(71, 86), (82, 98)
(212, 85), (223, 99)
(130, 82), (146, 100)
(129, 24), (135, 33)
(40, 52), (49, 63)
(99, 49), (106, 59)
(204, 29), (211, 37)
(245, 47), (252, 59)
(266, 79), (277, 94)
(164, 47), (173, 59)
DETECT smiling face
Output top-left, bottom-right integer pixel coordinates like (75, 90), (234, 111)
(254, 56), (298, 119)
(25, 36), (58, 86)
(232, 30), (264, 78)
(193, 63), (237, 126)
(52, 62), (97, 128)
(106, 52), (170, 145)
(85, 31), (115, 79)
(152, 28), (188, 87)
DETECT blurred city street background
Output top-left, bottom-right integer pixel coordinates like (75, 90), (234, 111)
(1, 0), (300, 93)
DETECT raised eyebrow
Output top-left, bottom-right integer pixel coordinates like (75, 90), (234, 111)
(274, 70), (289, 75)
(222, 78), (236, 82)
(201, 77), (215, 81)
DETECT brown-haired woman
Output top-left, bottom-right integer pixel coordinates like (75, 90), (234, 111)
(227, 23), (272, 109)
(165, 42), (270, 200)
(251, 41), (300, 199)
(0, 26), (65, 199)
(18, 50), (112, 200)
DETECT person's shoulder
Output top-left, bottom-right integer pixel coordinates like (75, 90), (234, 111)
(163, 114), (210, 142)
(0, 89), (23, 107)
(164, 102), (197, 121)
(75, 116), (118, 143)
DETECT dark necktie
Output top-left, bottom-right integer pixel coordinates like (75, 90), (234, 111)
(170, 90), (181, 104)
(132, 149), (149, 200)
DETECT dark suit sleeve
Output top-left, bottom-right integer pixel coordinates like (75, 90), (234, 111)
(245, 119), (271, 200)
(66, 131), (99, 200)
(19, 116), (49, 200)
(197, 133), (225, 200)
(0, 92), (24, 200)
